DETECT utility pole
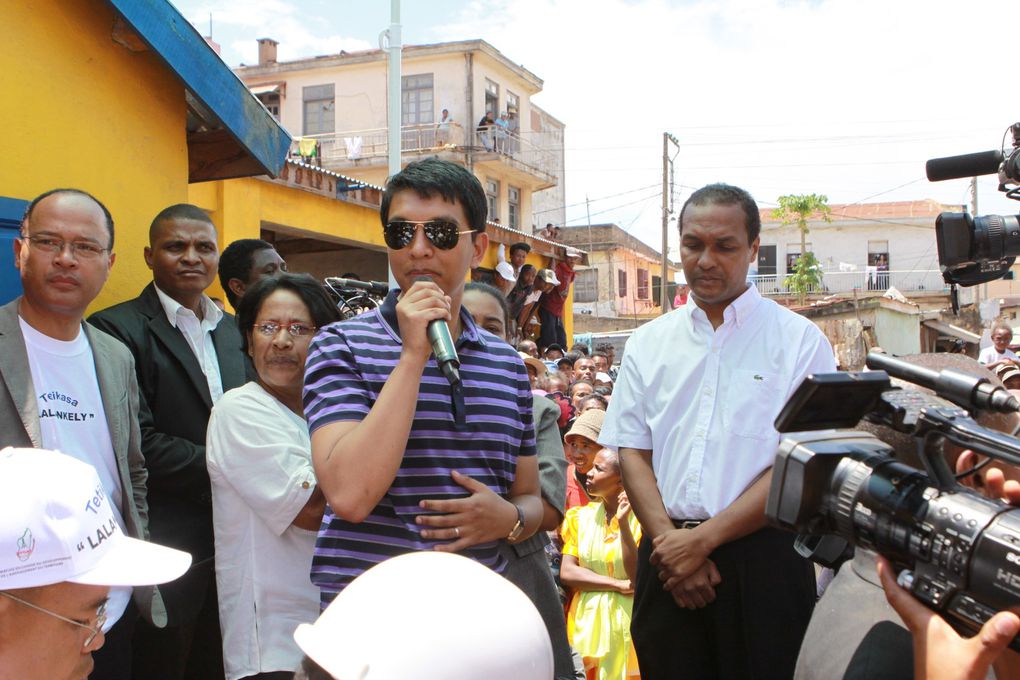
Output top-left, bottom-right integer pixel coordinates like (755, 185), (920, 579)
(660, 132), (679, 314)
(382, 0), (401, 288)
(586, 196), (597, 319)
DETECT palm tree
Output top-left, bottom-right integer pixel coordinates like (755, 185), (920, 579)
(772, 194), (831, 305)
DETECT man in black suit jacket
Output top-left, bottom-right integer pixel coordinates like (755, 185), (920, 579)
(90, 204), (251, 680)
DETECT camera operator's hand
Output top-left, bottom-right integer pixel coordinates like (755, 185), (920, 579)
(956, 451), (1020, 504)
(877, 555), (1019, 680)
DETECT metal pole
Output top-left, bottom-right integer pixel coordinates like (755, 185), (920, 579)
(660, 133), (670, 314)
(586, 196), (596, 319)
(387, 0), (402, 178)
(384, 0), (402, 289)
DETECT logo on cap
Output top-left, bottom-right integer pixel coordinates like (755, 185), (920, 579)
(16, 528), (34, 562)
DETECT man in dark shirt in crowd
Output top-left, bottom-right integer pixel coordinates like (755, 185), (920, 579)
(217, 238), (287, 309)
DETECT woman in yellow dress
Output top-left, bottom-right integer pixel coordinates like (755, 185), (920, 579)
(560, 448), (641, 680)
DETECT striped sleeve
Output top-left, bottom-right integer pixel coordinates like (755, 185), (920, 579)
(302, 323), (372, 433)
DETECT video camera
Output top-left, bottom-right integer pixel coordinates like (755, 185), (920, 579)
(766, 350), (1020, 649)
(926, 122), (1020, 304)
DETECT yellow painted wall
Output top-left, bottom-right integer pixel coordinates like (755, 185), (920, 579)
(2, 0), (189, 312)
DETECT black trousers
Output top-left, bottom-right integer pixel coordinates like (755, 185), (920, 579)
(89, 600), (138, 680)
(131, 574), (224, 680)
(631, 527), (816, 680)
(538, 307), (566, 350)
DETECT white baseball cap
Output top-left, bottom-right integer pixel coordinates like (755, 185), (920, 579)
(495, 261), (517, 283)
(294, 552), (553, 680)
(0, 447), (192, 590)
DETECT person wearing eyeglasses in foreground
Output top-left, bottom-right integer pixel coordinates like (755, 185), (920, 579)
(0, 447), (190, 680)
(206, 273), (339, 680)
(303, 158), (543, 611)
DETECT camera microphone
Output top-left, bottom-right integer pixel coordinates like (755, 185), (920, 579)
(414, 276), (461, 386)
(866, 350), (1019, 413)
(925, 150), (1003, 182)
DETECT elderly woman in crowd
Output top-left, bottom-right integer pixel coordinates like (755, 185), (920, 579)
(206, 273), (340, 680)
(560, 448), (641, 680)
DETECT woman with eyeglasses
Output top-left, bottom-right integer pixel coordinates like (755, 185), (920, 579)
(206, 273), (340, 680)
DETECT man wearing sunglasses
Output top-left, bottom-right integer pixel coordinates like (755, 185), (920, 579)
(303, 158), (543, 608)
(0, 447), (190, 680)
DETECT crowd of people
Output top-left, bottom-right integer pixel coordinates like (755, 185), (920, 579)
(2, 161), (1019, 680)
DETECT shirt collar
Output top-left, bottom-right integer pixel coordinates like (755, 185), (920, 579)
(688, 283), (762, 329)
(377, 289), (484, 347)
(153, 284), (223, 330)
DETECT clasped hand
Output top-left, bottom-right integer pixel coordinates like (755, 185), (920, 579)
(650, 527), (720, 609)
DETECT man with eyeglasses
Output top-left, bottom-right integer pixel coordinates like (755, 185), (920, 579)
(0, 447), (190, 680)
(303, 158), (543, 609)
(89, 204), (251, 680)
(0, 189), (171, 679)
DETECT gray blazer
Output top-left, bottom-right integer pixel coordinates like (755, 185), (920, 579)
(0, 298), (167, 626)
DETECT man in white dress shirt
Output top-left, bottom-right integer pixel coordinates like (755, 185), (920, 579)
(600, 183), (836, 679)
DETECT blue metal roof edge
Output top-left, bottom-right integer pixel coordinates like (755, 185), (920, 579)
(106, 0), (291, 177)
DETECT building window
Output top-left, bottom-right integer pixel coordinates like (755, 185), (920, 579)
(637, 268), (650, 299)
(401, 74), (434, 126)
(486, 179), (500, 222)
(506, 91), (519, 116)
(303, 84), (335, 135)
(508, 186), (520, 230)
(485, 79), (499, 117)
(574, 269), (597, 303)
(786, 243), (811, 274)
(868, 240), (889, 290)
(618, 269), (628, 298)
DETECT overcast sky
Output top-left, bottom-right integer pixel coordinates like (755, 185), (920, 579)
(171, 0), (1019, 258)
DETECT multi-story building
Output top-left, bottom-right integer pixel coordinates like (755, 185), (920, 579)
(557, 224), (677, 329)
(755, 200), (963, 296)
(236, 38), (564, 234)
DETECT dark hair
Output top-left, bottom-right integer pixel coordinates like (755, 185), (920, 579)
(591, 350), (608, 361)
(149, 203), (214, 244)
(678, 183), (761, 244)
(556, 357), (573, 369)
(569, 380), (593, 396)
(563, 351), (582, 365)
(570, 342), (590, 357)
(463, 281), (510, 339)
(22, 188), (115, 250)
(578, 393), (609, 411)
(236, 273), (341, 354)
(380, 158), (488, 233)
(509, 242), (531, 255)
(218, 239), (275, 308)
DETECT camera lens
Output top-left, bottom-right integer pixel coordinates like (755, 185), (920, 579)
(973, 214), (1020, 261)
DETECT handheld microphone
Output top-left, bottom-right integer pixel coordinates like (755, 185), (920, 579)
(414, 276), (461, 386)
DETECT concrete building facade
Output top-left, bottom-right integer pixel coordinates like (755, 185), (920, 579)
(236, 39), (565, 234)
(756, 200), (963, 296)
(557, 224), (677, 325)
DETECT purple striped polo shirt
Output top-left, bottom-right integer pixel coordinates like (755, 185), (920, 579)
(303, 290), (536, 606)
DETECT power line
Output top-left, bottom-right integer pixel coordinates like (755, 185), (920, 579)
(565, 190), (663, 224)
(533, 182), (662, 216)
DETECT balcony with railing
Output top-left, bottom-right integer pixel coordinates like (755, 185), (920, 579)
(749, 269), (947, 297)
(288, 122), (559, 190)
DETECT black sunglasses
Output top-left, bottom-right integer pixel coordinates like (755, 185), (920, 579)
(384, 220), (475, 250)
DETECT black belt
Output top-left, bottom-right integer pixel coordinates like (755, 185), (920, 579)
(672, 519), (705, 530)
